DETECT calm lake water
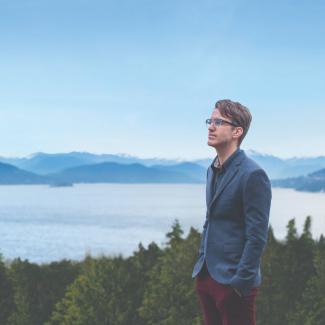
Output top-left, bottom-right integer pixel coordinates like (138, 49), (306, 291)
(0, 184), (324, 263)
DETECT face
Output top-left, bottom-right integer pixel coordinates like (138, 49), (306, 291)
(207, 109), (239, 149)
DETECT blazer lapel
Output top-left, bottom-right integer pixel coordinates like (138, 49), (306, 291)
(208, 166), (239, 210)
(206, 155), (219, 208)
(207, 150), (246, 210)
(206, 165), (214, 208)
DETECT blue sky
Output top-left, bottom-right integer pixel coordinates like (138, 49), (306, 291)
(0, 0), (324, 159)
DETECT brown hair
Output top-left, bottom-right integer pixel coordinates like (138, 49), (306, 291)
(215, 99), (252, 146)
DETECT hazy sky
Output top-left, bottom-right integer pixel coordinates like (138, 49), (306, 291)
(1, 0), (324, 159)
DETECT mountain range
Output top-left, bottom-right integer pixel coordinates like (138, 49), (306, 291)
(49, 162), (205, 184)
(0, 162), (48, 184)
(0, 152), (182, 175)
(0, 158), (206, 185)
(272, 168), (325, 192)
(1, 151), (325, 191)
(2, 150), (325, 179)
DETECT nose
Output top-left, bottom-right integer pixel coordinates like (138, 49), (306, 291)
(208, 123), (216, 131)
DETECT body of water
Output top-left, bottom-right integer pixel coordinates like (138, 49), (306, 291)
(0, 184), (324, 263)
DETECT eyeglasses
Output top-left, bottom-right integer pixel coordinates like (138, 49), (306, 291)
(205, 118), (239, 128)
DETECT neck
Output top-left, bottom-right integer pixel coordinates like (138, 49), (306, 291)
(216, 144), (239, 165)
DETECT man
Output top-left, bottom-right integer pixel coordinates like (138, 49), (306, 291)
(192, 99), (272, 325)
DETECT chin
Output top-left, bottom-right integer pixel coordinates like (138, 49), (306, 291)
(207, 140), (217, 148)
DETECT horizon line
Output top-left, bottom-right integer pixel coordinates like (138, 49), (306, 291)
(1, 149), (325, 161)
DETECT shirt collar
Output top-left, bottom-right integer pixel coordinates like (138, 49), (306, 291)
(212, 147), (241, 173)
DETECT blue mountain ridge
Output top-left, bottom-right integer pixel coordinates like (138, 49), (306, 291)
(1, 151), (325, 191)
(0, 162), (48, 184)
(272, 168), (325, 192)
(49, 162), (206, 184)
(0, 161), (206, 184)
(2, 151), (325, 179)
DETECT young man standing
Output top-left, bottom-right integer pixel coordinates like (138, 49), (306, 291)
(192, 99), (272, 325)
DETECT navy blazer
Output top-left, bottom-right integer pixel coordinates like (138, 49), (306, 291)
(192, 149), (272, 296)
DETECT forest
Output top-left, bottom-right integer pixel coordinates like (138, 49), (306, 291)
(0, 216), (324, 325)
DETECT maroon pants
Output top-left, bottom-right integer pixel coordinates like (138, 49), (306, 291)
(195, 262), (258, 325)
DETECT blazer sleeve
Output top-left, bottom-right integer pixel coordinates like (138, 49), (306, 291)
(198, 215), (208, 255)
(230, 168), (272, 296)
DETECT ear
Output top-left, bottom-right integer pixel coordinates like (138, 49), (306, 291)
(232, 127), (244, 139)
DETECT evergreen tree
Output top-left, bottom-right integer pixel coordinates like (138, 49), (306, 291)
(7, 258), (80, 325)
(7, 259), (42, 325)
(0, 253), (14, 324)
(138, 223), (202, 325)
(256, 226), (285, 325)
(288, 235), (325, 325)
(165, 219), (184, 247)
(257, 217), (316, 324)
(272, 217), (315, 323)
(47, 242), (161, 325)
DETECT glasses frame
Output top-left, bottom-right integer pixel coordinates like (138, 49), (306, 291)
(205, 118), (239, 128)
